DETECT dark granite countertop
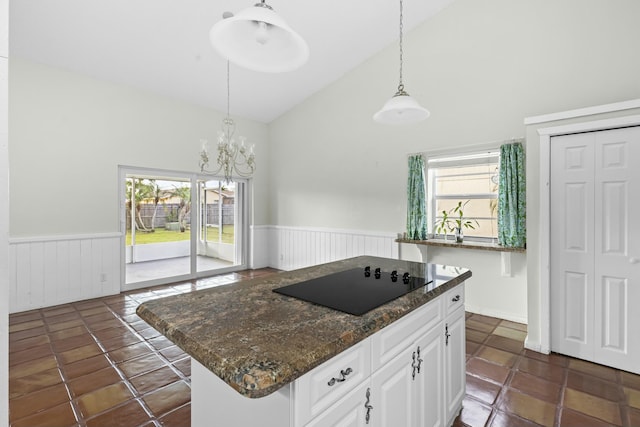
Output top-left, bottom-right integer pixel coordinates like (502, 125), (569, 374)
(136, 256), (471, 398)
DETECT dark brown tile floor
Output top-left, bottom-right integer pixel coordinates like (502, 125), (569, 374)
(8, 269), (640, 426)
(456, 312), (640, 427)
(8, 268), (278, 427)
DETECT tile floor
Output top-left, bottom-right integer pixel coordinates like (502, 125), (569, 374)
(456, 312), (640, 427)
(8, 269), (640, 426)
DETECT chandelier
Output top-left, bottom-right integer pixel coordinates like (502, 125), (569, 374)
(373, 0), (430, 125)
(200, 61), (256, 183)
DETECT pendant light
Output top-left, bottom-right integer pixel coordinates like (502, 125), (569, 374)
(374, 0), (430, 125)
(209, 1), (309, 73)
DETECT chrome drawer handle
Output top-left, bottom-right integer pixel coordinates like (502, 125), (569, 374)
(327, 367), (353, 386)
(451, 294), (460, 302)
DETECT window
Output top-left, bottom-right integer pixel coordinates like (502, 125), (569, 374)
(426, 150), (499, 241)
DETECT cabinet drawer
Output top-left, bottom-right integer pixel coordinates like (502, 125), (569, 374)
(370, 297), (443, 372)
(445, 283), (465, 316)
(293, 338), (371, 427)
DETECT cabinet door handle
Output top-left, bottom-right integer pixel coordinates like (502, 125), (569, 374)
(445, 323), (451, 346)
(451, 294), (460, 302)
(411, 351), (417, 380)
(364, 387), (373, 424)
(416, 346), (424, 374)
(327, 367), (353, 386)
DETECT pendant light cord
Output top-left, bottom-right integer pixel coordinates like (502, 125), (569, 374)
(226, 60), (230, 118)
(398, 0), (404, 93)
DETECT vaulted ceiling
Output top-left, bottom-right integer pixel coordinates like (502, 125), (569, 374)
(10, 0), (454, 123)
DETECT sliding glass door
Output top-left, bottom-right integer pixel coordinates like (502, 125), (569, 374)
(196, 178), (246, 273)
(120, 167), (249, 290)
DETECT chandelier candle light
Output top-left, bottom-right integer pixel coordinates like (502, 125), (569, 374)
(373, 0), (430, 125)
(200, 61), (256, 183)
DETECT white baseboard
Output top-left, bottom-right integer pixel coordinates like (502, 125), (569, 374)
(464, 304), (527, 325)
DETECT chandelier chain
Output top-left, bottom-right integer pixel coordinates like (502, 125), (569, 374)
(199, 61), (256, 182)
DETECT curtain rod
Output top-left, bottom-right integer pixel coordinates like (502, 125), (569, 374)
(407, 136), (525, 158)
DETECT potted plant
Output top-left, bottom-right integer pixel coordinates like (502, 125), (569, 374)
(434, 200), (479, 243)
(450, 200), (479, 243)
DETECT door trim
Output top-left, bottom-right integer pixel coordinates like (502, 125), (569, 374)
(536, 115), (640, 354)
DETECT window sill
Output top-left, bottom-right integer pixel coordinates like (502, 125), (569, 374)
(395, 238), (526, 253)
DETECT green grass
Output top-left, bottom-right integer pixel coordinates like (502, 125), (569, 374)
(126, 225), (235, 245)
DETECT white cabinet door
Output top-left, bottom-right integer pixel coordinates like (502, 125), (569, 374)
(413, 322), (444, 427)
(551, 126), (640, 374)
(444, 307), (465, 425)
(305, 380), (370, 427)
(369, 344), (415, 427)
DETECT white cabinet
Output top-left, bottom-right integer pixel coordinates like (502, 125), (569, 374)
(302, 283), (465, 427)
(294, 339), (371, 426)
(443, 306), (465, 426)
(415, 323), (445, 427)
(190, 282), (466, 427)
(305, 381), (371, 427)
(369, 341), (416, 427)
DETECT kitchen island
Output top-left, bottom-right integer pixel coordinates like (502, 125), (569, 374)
(137, 256), (471, 426)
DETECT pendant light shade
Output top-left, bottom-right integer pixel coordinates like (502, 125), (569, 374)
(209, 1), (309, 73)
(374, 0), (429, 125)
(373, 90), (430, 125)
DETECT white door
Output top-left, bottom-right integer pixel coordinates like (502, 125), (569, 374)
(551, 126), (640, 374)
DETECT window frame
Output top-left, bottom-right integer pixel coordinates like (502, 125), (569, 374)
(424, 146), (500, 243)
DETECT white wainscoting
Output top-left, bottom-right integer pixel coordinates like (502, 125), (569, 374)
(9, 233), (122, 313)
(250, 225), (270, 269)
(7, 227), (398, 313)
(267, 226), (399, 271)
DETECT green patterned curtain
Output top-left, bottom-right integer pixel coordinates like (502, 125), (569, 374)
(498, 142), (526, 247)
(406, 155), (427, 240)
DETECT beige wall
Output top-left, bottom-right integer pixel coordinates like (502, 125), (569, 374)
(9, 58), (270, 237)
(269, 0), (640, 324)
(7, 0), (640, 330)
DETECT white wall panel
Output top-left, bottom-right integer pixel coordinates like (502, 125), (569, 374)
(601, 276), (626, 351)
(9, 234), (121, 313)
(602, 182), (626, 254)
(565, 272), (587, 343)
(267, 226), (398, 271)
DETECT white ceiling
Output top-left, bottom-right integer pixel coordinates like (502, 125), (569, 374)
(10, 0), (454, 123)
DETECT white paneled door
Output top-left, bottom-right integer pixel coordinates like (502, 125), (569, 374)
(551, 126), (640, 374)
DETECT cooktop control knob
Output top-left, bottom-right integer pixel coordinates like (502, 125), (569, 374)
(374, 268), (381, 279)
(364, 266), (371, 277)
(402, 272), (411, 284)
(391, 270), (398, 282)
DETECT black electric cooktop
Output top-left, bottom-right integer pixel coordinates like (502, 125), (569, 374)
(273, 266), (433, 316)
